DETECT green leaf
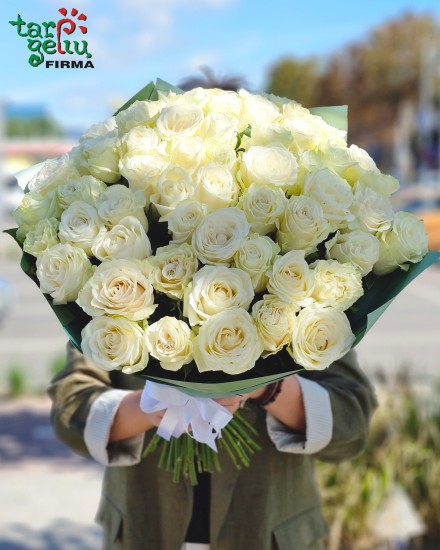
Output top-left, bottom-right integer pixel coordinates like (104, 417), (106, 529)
(309, 105), (348, 132)
(235, 124), (252, 153)
(3, 228), (22, 247)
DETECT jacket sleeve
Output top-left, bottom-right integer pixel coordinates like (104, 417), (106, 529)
(47, 342), (116, 458)
(300, 349), (378, 463)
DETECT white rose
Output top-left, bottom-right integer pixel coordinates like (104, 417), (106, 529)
(276, 195), (331, 255)
(289, 305), (355, 370)
(145, 317), (194, 371)
(151, 166), (194, 220)
(115, 99), (166, 135)
(159, 88), (206, 109)
(91, 216), (152, 262)
(193, 307), (263, 375)
(280, 116), (323, 155)
(281, 103), (347, 155)
(239, 145), (298, 191)
(203, 142), (237, 170)
(252, 294), (298, 356)
(120, 152), (169, 199)
(194, 163), (239, 212)
(147, 243), (199, 300)
(267, 250), (315, 307)
(27, 154), (79, 195)
(356, 170), (400, 196)
(156, 104), (204, 140)
(198, 113), (238, 144)
(170, 136), (205, 173)
(339, 144), (377, 184)
(57, 176), (107, 210)
(96, 184), (148, 229)
(184, 265), (254, 326)
(81, 316), (149, 374)
(36, 243), (93, 305)
(243, 125), (293, 150)
(296, 145), (355, 189)
(167, 199), (207, 244)
(120, 125), (164, 156)
(234, 234), (280, 292)
(58, 200), (107, 255)
(23, 218), (59, 257)
(238, 184), (287, 235)
(80, 117), (117, 141)
(312, 259), (364, 310)
(238, 89), (280, 127)
(303, 169), (354, 229)
(373, 211), (429, 275)
(326, 230), (380, 277)
(14, 190), (61, 229)
(204, 89), (242, 119)
(349, 183), (394, 234)
(81, 134), (120, 184)
(77, 259), (156, 321)
(192, 207), (250, 265)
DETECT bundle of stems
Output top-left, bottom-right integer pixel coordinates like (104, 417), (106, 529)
(143, 410), (261, 484)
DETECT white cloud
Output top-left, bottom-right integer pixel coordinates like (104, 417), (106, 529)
(184, 51), (222, 72)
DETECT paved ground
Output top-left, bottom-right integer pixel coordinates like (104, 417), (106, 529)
(0, 397), (103, 550)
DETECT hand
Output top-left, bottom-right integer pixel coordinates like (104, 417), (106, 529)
(215, 386), (267, 414)
(109, 390), (166, 442)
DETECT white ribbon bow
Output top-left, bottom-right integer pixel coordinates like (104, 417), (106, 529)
(140, 381), (233, 451)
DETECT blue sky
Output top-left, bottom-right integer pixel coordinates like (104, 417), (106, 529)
(2, 0), (440, 132)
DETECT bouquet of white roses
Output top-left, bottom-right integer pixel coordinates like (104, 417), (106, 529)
(7, 79), (439, 482)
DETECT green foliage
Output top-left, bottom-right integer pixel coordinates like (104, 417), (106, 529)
(266, 56), (320, 106)
(317, 375), (440, 549)
(6, 116), (63, 138)
(7, 364), (27, 396)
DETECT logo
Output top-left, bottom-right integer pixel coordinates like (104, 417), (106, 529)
(9, 8), (94, 68)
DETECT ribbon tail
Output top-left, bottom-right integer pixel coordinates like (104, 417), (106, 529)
(157, 406), (185, 441)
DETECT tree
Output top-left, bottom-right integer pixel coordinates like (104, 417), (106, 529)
(266, 13), (440, 170)
(266, 57), (320, 106)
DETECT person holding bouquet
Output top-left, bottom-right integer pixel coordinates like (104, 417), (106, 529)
(49, 341), (376, 550)
(47, 61), (378, 544)
(12, 71), (435, 549)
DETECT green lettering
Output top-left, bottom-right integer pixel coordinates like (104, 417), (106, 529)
(27, 39), (44, 67)
(63, 40), (74, 54)
(9, 14), (28, 37)
(42, 21), (55, 38)
(73, 40), (92, 59)
(27, 22), (43, 39)
(42, 39), (56, 55)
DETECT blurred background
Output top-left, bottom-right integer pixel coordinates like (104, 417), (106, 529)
(0, 1), (439, 549)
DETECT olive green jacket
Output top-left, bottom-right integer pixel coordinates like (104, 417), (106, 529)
(48, 345), (377, 550)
